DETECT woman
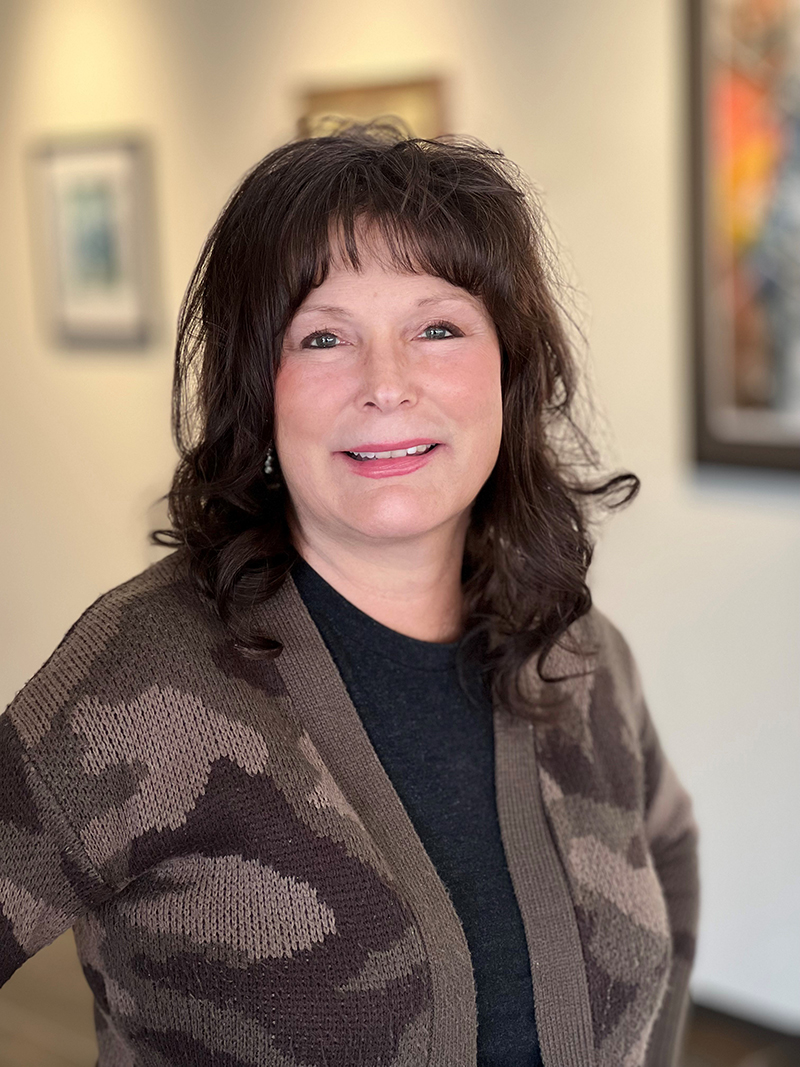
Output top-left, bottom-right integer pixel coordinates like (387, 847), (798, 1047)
(0, 124), (698, 1067)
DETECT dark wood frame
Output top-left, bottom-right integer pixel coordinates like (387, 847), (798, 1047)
(297, 77), (446, 140)
(688, 0), (800, 470)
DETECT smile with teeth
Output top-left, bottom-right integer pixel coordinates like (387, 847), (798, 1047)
(345, 444), (438, 461)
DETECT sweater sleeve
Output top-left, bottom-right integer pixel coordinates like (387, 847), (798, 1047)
(592, 612), (700, 1067)
(0, 710), (109, 986)
(640, 696), (700, 1067)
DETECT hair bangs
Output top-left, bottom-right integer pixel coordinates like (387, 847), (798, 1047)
(271, 139), (523, 335)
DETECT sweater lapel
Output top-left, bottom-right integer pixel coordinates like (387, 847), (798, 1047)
(265, 575), (478, 1066)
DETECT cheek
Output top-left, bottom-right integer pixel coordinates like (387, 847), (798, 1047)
(274, 363), (334, 449)
(273, 369), (325, 509)
(440, 348), (503, 438)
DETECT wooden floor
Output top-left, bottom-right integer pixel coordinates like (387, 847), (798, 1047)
(1, 931), (798, 1066)
(683, 1006), (800, 1067)
(0, 932), (96, 1067)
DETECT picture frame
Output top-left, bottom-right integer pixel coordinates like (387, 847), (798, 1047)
(689, 0), (800, 470)
(297, 77), (447, 140)
(29, 135), (158, 348)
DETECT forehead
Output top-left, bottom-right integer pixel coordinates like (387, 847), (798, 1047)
(297, 229), (486, 314)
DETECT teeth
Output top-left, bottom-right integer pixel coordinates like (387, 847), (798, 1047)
(349, 444), (435, 460)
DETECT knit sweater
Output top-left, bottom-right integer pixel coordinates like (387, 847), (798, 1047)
(0, 551), (699, 1067)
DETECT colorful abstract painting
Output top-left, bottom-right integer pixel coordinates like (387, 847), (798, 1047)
(694, 0), (800, 467)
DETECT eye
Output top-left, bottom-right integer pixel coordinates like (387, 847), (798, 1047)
(421, 321), (462, 341)
(302, 330), (340, 349)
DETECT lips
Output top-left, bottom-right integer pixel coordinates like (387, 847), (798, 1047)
(337, 442), (441, 479)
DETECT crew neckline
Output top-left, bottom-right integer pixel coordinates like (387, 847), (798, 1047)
(291, 557), (461, 672)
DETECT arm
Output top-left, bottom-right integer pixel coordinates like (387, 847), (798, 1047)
(641, 706), (700, 1067)
(593, 611), (700, 1066)
(0, 711), (108, 985)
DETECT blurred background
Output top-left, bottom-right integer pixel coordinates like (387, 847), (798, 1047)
(0, 1), (798, 1065)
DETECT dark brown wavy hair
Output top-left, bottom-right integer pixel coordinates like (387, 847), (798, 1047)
(154, 121), (638, 719)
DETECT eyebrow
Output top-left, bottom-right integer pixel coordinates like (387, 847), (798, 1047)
(292, 304), (352, 319)
(292, 294), (480, 319)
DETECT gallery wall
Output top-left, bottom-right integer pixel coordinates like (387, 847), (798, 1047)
(1, 0), (798, 1031)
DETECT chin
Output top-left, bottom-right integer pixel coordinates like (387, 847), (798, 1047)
(343, 496), (456, 543)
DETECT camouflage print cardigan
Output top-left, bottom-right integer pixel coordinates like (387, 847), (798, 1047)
(0, 551), (699, 1067)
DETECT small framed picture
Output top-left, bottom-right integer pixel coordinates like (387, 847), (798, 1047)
(29, 135), (158, 348)
(298, 77), (447, 140)
(690, 0), (800, 470)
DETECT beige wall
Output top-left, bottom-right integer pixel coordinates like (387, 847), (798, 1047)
(1, 0), (798, 1031)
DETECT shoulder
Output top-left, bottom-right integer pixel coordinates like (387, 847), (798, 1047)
(585, 606), (646, 719)
(3, 550), (250, 759)
(61, 548), (216, 654)
(581, 607), (651, 756)
(7, 550), (208, 717)
(4, 553), (296, 884)
(529, 607), (657, 843)
(530, 605), (650, 766)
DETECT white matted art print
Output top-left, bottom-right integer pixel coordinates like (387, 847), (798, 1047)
(30, 136), (157, 347)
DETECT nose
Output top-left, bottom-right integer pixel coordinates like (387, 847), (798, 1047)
(357, 338), (418, 412)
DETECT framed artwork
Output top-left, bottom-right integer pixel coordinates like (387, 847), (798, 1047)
(29, 135), (157, 348)
(690, 0), (800, 469)
(298, 77), (446, 140)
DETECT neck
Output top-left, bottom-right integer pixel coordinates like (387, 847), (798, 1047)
(294, 526), (467, 644)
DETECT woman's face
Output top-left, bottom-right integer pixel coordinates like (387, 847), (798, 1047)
(274, 239), (503, 554)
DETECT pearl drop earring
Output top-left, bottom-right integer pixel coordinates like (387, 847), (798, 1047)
(264, 444), (275, 476)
